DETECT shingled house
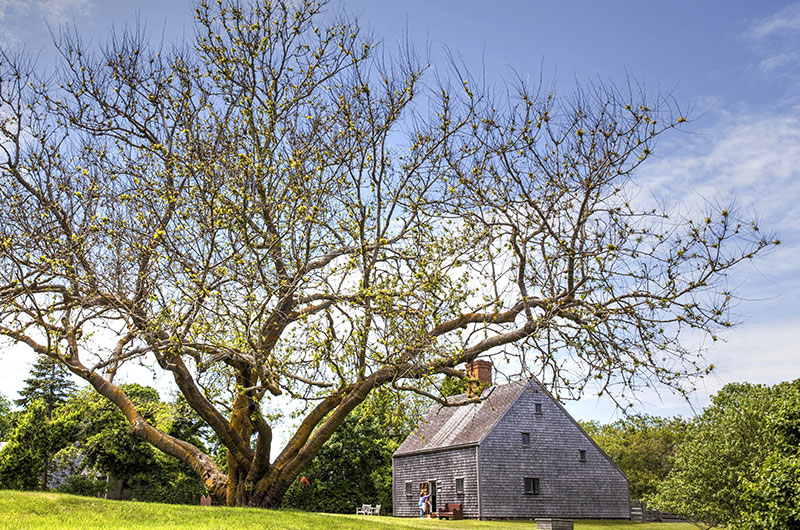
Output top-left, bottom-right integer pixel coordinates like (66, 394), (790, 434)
(392, 361), (629, 519)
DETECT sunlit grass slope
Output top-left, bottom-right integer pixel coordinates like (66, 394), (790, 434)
(0, 491), (698, 530)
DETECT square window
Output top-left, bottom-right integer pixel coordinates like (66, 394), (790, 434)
(405, 481), (412, 495)
(521, 432), (531, 446)
(524, 477), (540, 495)
(534, 403), (543, 414)
(455, 477), (464, 495)
(579, 449), (587, 462)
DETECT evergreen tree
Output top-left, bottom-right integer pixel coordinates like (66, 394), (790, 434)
(9, 356), (76, 490)
(15, 355), (76, 418)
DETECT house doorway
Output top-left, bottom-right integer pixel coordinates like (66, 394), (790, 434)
(419, 481), (438, 514)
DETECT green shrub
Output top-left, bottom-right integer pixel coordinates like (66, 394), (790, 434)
(56, 474), (106, 497)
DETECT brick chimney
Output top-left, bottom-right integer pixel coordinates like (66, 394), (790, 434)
(466, 360), (492, 397)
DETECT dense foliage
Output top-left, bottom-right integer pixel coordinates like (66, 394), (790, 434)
(0, 356), (78, 489)
(281, 389), (426, 514)
(0, 393), (12, 441)
(581, 415), (688, 499)
(740, 382), (800, 530)
(0, 400), (51, 490)
(649, 381), (800, 529)
(0, 384), (206, 504)
(52, 385), (206, 504)
(282, 410), (397, 514)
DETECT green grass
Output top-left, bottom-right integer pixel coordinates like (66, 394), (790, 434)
(0, 491), (698, 530)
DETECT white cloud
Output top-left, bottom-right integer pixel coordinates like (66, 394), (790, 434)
(0, 0), (94, 42)
(0, 0), (28, 40)
(644, 107), (800, 309)
(563, 315), (800, 423)
(38, 0), (94, 23)
(759, 51), (800, 72)
(0, 0), (26, 15)
(746, 2), (800, 40)
(744, 3), (800, 80)
(573, 102), (800, 421)
(705, 319), (800, 387)
(0, 341), (35, 401)
(643, 107), (800, 237)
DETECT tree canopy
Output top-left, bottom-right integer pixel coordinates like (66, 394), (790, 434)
(741, 382), (800, 530)
(581, 414), (688, 499)
(0, 0), (777, 507)
(649, 381), (800, 529)
(0, 393), (12, 441)
(0, 384), (207, 502)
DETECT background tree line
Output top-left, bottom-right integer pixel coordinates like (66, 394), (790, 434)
(0, 355), (207, 503)
(583, 380), (799, 530)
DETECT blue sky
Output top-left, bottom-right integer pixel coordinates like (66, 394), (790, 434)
(1, 0), (798, 426)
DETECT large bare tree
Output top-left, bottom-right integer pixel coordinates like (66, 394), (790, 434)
(0, 0), (777, 507)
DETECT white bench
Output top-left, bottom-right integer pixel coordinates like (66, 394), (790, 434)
(356, 503), (381, 515)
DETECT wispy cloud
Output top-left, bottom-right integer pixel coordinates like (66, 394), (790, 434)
(564, 314), (800, 422)
(0, 0), (28, 22)
(744, 2), (800, 79)
(760, 51), (800, 72)
(622, 102), (800, 419)
(0, 0), (94, 42)
(41, 0), (93, 22)
(643, 107), (800, 238)
(706, 319), (800, 387)
(746, 2), (800, 40)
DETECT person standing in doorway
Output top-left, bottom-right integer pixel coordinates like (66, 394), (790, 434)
(418, 487), (431, 518)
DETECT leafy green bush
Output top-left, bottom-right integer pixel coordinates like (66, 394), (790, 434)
(649, 381), (800, 528)
(56, 474), (106, 497)
(741, 382), (800, 530)
(581, 415), (687, 499)
(0, 400), (50, 490)
(130, 457), (206, 505)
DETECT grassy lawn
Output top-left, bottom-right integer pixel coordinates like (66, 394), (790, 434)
(0, 491), (698, 530)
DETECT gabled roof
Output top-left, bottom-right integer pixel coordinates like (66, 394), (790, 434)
(393, 380), (530, 457)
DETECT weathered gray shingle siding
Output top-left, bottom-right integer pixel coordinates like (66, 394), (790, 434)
(392, 446), (479, 518)
(478, 384), (629, 519)
(394, 383), (523, 457)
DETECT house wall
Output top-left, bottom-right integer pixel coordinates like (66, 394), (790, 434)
(478, 384), (630, 519)
(392, 446), (479, 518)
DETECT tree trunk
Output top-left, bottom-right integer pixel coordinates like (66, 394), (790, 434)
(50, 347), (384, 508)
